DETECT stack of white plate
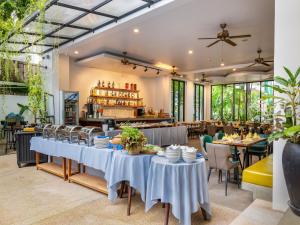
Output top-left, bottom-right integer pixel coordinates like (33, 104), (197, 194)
(165, 145), (181, 163)
(182, 147), (197, 163)
(94, 136), (110, 148)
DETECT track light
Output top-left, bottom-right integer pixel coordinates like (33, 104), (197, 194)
(144, 67), (148, 72)
(133, 65), (137, 69)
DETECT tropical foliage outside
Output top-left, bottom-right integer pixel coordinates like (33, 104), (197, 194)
(211, 81), (273, 122)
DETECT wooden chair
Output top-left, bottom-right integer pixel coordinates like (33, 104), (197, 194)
(224, 125), (235, 135)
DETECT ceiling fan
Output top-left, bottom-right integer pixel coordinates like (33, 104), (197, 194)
(199, 73), (212, 84)
(170, 66), (184, 77)
(247, 48), (274, 67)
(198, 23), (251, 48)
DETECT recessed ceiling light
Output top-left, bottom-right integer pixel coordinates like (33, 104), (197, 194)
(188, 50), (193, 54)
(232, 68), (236, 71)
(133, 28), (139, 33)
(195, 78), (199, 81)
(220, 62), (225, 67)
(74, 51), (79, 55)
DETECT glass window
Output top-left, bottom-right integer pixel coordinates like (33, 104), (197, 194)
(234, 83), (246, 121)
(247, 82), (261, 122)
(211, 81), (273, 121)
(194, 84), (204, 121)
(171, 80), (185, 122)
(223, 84), (234, 121)
(261, 81), (274, 123)
(211, 85), (222, 120)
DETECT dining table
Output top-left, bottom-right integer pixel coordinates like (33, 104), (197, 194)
(145, 156), (211, 225)
(213, 137), (267, 180)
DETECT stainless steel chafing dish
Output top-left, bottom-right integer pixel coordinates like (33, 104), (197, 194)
(78, 126), (103, 146)
(57, 125), (82, 143)
(42, 124), (65, 140)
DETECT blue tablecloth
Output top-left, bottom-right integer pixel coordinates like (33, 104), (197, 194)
(80, 146), (113, 176)
(30, 137), (112, 175)
(146, 156), (211, 225)
(107, 151), (154, 202)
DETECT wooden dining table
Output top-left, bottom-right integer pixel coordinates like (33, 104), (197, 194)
(213, 137), (267, 180)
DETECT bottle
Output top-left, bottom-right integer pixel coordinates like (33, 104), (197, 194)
(102, 81), (105, 87)
(97, 80), (101, 88)
(108, 81), (111, 88)
(112, 82), (115, 89)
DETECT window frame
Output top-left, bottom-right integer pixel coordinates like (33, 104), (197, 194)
(171, 79), (186, 122)
(194, 83), (204, 121)
(210, 80), (274, 121)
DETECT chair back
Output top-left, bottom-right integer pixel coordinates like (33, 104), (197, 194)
(207, 125), (217, 136)
(206, 143), (232, 170)
(224, 125), (234, 135)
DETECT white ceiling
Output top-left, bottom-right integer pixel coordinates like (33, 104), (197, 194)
(60, 0), (275, 82)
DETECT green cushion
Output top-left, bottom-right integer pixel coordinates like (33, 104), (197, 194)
(203, 135), (213, 151)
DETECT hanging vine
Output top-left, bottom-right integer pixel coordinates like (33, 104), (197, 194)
(0, 0), (48, 123)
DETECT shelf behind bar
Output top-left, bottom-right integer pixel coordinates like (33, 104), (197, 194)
(94, 87), (139, 93)
(90, 95), (142, 101)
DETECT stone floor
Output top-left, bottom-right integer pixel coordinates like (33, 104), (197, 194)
(0, 138), (285, 225)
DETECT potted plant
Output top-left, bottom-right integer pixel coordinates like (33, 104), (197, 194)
(121, 126), (147, 155)
(266, 67), (300, 216)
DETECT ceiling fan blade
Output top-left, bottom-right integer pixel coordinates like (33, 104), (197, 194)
(229, 34), (251, 39)
(261, 62), (271, 67)
(198, 37), (218, 40)
(224, 39), (237, 46)
(207, 40), (220, 48)
(264, 60), (274, 63)
(247, 63), (257, 68)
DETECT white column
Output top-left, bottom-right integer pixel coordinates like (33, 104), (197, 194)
(273, 0), (300, 211)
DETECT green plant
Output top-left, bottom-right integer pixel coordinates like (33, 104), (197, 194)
(121, 126), (147, 152)
(265, 67), (300, 144)
(17, 103), (30, 116)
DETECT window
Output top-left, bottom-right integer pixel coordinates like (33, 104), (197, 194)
(194, 84), (204, 121)
(234, 83), (246, 121)
(223, 84), (234, 121)
(171, 80), (185, 121)
(211, 81), (273, 121)
(247, 82), (261, 122)
(261, 80), (274, 123)
(211, 85), (223, 120)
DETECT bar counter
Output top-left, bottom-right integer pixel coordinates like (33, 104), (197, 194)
(79, 117), (175, 126)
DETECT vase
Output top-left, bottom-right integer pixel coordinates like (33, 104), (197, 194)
(127, 144), (142, 155)
(282, 142), (300, 216)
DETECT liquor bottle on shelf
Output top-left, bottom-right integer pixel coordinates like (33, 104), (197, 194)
(112, 81), (115, 89)
(97, 80), (101, 88)
(102, 81), (105, 87)
(108, 81), (111, 88)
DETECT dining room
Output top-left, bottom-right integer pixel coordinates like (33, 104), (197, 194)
(0, 0), (300, 225)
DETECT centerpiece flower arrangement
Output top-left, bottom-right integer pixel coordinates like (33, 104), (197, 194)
(121, 126), (147, 155)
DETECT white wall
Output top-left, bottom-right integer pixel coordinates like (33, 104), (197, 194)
(0, 95), (34, 123)
(69, 61), (170, 115)
(273, 0), (300, 211)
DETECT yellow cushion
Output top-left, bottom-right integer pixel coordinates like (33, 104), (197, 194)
(23, 127), (35, 132)
(242, 155), (273, 188)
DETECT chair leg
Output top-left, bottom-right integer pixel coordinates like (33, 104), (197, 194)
(239, 155), (243, 170)
(237, 166), (240, 188)
(225, 170), (228, 196)
(207, 168), (212, 182)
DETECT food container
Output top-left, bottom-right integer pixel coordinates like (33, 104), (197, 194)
(94, 135), (110, 148)
(43, 124), (65, 140)
(57, 125), (82, 143)
(78, 126), (103, 146)
(182, 147), (197, 163)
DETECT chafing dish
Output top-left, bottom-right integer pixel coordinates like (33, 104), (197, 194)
(42, 124), (65, 140)
(78, 126), (103, 146)
(57, 125), (82, 143)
